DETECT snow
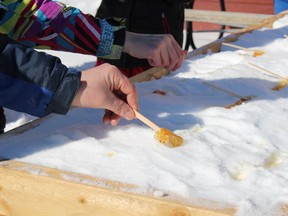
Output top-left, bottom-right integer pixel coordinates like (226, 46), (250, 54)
(1, 2), (288, 216)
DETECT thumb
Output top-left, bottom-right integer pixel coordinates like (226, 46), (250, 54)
(107, 95), (135, 121)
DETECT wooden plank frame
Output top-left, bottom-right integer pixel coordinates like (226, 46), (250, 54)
(1, 11), (288, 216)
(0, 161), (236, 216)
(184, 9), (271, 28)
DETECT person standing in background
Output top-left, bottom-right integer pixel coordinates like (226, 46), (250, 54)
(95, 0), (190, 77)
(274, 0), (288, 14)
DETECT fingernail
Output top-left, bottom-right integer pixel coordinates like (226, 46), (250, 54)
(124, 110), (134, 120)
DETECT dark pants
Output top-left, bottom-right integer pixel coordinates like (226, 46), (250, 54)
(0, 107), (6, 134)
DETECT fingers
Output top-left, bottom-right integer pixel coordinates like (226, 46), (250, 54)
(169, 39), (187, 71)
(173, 50), (187, 71)
(112, 95), (135, 120)
(103, 96), (134, 126)
(73, 64), (138, 126)
(113, 73), (139, 112)
(103, 110), (121, 126)
(147, 34), (186, 71)
(124, 32), (185, 71)
(102, 71), (138, 126)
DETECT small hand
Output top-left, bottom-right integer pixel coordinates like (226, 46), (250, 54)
(123, 31), (186, 71)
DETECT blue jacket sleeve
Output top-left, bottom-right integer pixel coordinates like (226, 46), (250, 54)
(0, 37), (81, 117)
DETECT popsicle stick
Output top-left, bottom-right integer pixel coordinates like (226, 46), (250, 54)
(134, 110), (183, 147)
(248, 62), (288, 91)
(134, 110), (161, 131)
(202, 81), (244, 99)
(222, 42), (250, 52)
(222, 43), (265, 57)
(248, 62), (286, 80)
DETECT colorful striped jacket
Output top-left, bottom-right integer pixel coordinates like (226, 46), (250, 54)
(0, 0), (125, 58)
(0, 0), (126, 117)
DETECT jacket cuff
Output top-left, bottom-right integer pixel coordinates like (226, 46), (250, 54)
(97, 18), (126, 59)
(45, 68), (81, 115)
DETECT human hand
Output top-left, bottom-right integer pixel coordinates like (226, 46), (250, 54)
(123, 31), (186, 71)
(71, 63), (138, 126)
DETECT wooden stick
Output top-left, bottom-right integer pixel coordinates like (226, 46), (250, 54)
(134, 110), (161, 131)
(222, 43), (265, 57)
(202, 81), (244, 99)
(248, 62), (286, 80)
(0, 161), (236, 216)
(184, 9), (271, 28)
(222, 42), (251, 51)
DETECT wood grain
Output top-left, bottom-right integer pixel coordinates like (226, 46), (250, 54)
(0, 161), (236, 216)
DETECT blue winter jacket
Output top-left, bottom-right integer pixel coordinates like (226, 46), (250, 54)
(0, 36), (81, 117)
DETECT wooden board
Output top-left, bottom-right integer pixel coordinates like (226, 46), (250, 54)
(0, 161), (236, 216)
(184, 9), (271, 28)
(185, 0), (273, 32)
